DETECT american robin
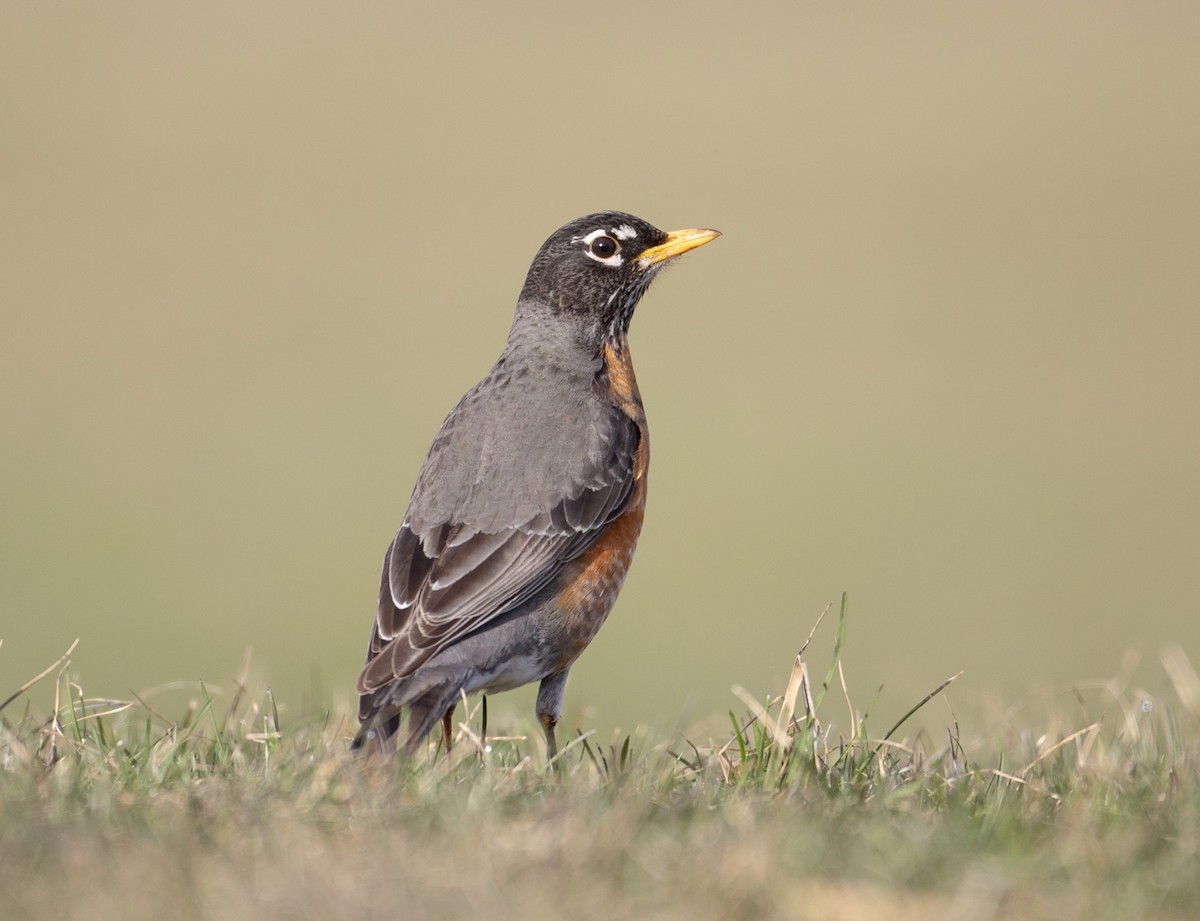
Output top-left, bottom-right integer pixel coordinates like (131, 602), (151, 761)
(355, 211), (720, 757)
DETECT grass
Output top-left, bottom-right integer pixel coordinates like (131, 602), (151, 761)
(2, 601), (1198, 921)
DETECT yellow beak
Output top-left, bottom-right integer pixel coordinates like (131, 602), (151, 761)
(636, 227), (721, 268)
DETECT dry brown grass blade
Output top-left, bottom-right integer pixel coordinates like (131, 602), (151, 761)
(778, 654), (806, 735)
(1019, 722), (1101, 777)
(837, 659), (856, 741)
(73, 700), (136, 723)
(0, 637), (80, 716)
(989, 768), (1062, 801)
(732, 684), (789, 751)
(797, 600), (834, 660)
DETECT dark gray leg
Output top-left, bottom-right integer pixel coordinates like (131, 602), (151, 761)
(536, 669), (570, 761)
(441, 704), (455, 755)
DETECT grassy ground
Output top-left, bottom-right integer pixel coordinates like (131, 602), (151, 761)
(2, 609), (1198, 921)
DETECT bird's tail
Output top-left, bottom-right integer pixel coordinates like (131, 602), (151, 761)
(352, 669), (464, 755)
(350, 708), (402, 753)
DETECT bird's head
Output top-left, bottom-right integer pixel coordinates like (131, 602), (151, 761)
(516, 211), (720, 350)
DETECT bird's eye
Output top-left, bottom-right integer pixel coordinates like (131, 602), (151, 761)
(588, 235), (619, 259)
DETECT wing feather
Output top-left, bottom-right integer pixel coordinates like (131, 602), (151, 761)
(357, 412), (640, 698)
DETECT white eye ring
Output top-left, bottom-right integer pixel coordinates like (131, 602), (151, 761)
(581, 228), (623, 266)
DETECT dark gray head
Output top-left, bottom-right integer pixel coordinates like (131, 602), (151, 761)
(515, 211), (720, 351)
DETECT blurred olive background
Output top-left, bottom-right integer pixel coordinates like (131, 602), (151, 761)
(2, 3), (1198, 740)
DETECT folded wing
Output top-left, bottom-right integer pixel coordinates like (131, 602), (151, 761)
(356, 412), (639, 716)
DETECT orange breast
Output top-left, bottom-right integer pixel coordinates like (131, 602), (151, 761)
(550, 337), (649, 668)
(552, 497), (646, 669)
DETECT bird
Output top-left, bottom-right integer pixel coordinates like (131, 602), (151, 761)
(354, 211), (720, 758)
